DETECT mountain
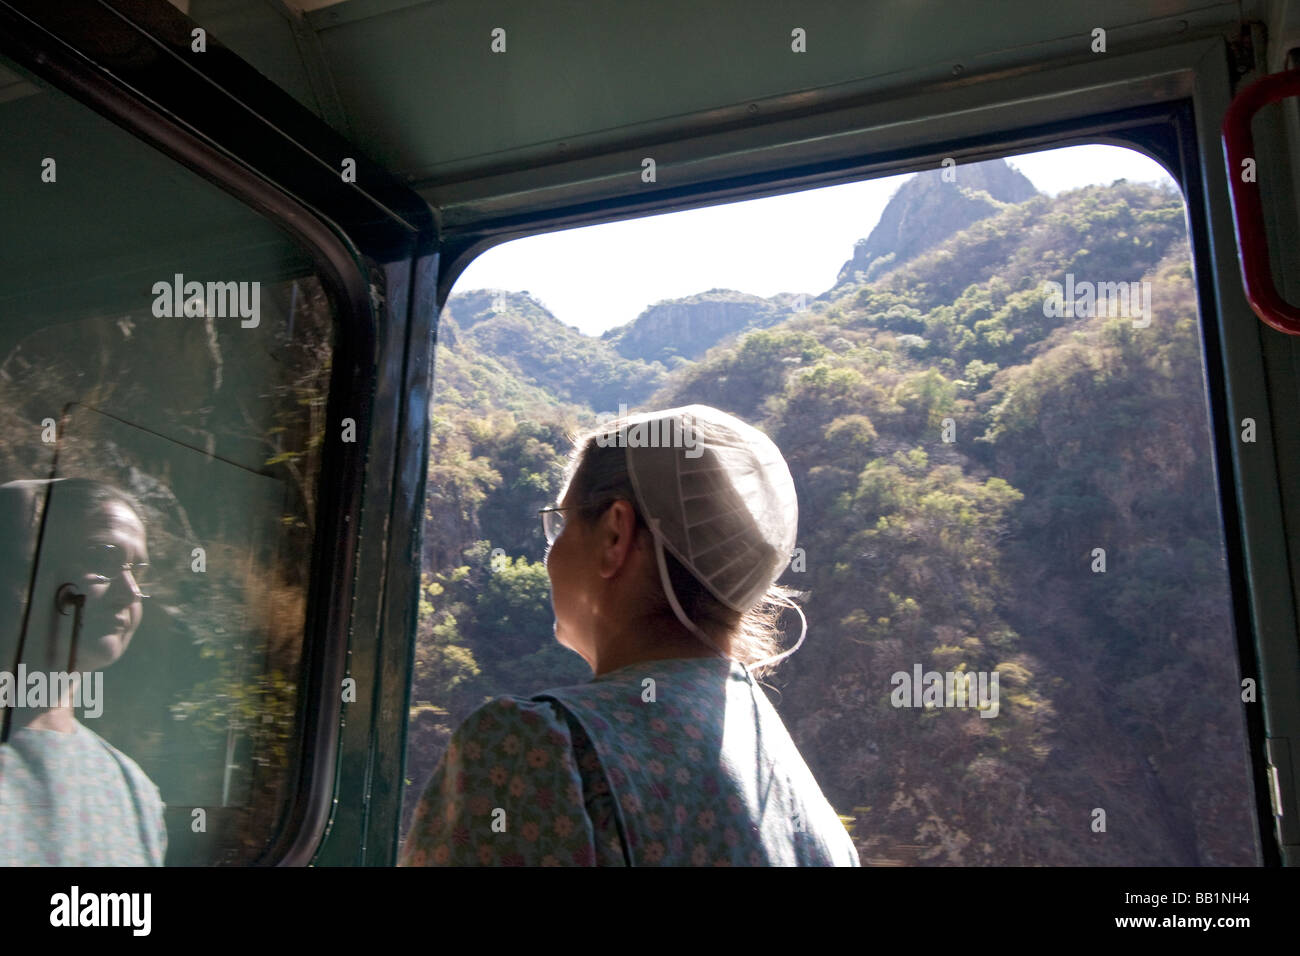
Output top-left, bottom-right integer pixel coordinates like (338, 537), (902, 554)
(601, 289), (808, 364)
(832, 158), (1039, 288)
(438, 160), (1038, 411)
(438, 289), (665, 412)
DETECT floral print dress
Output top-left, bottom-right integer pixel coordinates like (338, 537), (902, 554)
(401, 656), (859, 866)
(0, 721), (167, 866)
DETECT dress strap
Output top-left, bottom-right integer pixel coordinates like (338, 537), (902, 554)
(531, 694), (634, 867)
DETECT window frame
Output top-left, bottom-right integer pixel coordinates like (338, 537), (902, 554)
(428, 40), (1290, 866)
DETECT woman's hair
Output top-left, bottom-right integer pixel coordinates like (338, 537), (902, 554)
(562, 433), (800, 678)
(0, 478), (145, 652)
(43, 478), (143, 535)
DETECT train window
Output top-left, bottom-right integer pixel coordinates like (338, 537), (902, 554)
(404, 143), (1260, 865)
(0, 53), (335, 865)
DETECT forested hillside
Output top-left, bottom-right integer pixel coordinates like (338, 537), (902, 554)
(602, 289), (806, 364)
(405, 166), (1256, 865)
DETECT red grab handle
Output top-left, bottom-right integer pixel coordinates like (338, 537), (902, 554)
(1222, 68), (1300, 335)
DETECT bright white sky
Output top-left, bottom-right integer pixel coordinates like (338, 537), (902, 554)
(452, 145), (1177, 337)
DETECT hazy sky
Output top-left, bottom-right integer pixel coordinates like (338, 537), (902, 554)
(452, 144), (1177, 337)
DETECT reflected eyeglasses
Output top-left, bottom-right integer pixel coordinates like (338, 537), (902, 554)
(84, 543), (151, 599)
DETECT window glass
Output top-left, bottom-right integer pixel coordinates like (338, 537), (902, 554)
(405, 146), (1259, 865)
(0, 54), (335, 866)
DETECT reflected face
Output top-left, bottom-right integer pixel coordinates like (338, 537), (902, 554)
(44, 500), (148, 671)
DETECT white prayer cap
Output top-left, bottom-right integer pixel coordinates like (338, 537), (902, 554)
(596, 404), (807, 668)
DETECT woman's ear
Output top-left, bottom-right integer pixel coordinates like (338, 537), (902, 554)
(596, 500), (643, 578)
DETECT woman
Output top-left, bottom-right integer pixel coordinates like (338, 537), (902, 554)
(0, 477), (167, 866)
(401, 405), (859, 866)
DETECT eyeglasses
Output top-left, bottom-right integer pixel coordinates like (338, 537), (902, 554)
(538, 506), (571, 546)
(539, 500), (641, 545)
(84, 543), (151, 599)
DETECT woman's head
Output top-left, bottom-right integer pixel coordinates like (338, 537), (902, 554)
(546, 406), (803, 678)
(0, 478), (148, 672)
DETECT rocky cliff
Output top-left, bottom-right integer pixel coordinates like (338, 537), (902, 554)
(439, 289), (665, 410)
(832, 158), (1038, 288)
(602, 289), (806, 364)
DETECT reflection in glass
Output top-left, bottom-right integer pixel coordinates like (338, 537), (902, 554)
(0, 478), (164, 865)
(0, 44), (340, 866)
